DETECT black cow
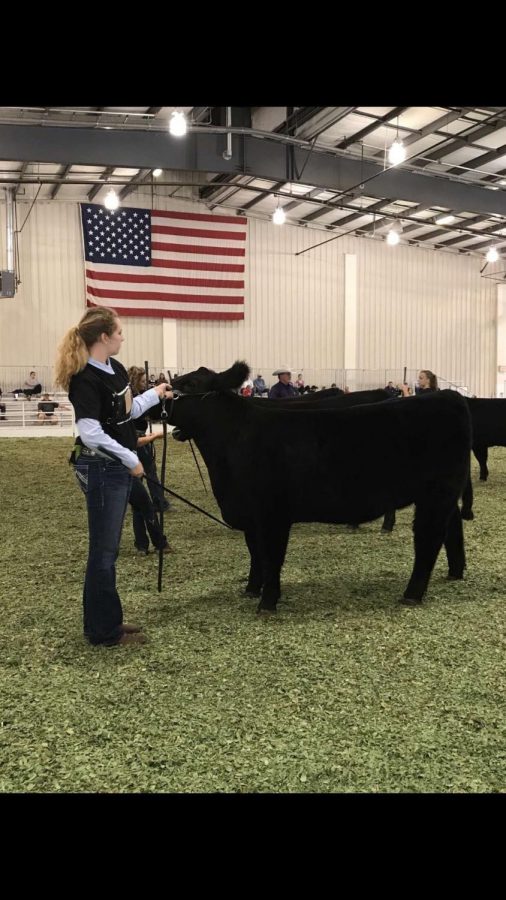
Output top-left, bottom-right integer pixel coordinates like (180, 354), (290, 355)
(262, 388), (390, 410)
(467, 398), (506, 479)
(170, 363), (471, 613)
(298, 386), (344, 399)
(383, 397), (506, 524)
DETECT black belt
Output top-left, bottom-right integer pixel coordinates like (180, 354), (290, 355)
(78, 446), (116, 461)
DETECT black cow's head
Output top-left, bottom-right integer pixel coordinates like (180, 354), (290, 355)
(172, 361), (250, 395)
(170, 362), (251, 442)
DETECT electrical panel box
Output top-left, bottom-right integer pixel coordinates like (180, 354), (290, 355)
(0, 270), (15, 298)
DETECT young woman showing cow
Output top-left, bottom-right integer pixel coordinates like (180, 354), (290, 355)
(55, 305), (173, 647)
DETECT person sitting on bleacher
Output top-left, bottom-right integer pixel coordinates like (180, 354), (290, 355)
(37, 393), (60, 424)
(0, 386), (6, 420)
(253, 374), (268, 396)
(13, 371), (42, 400)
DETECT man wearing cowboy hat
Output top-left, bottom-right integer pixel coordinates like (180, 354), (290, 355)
(268, 367), (299, 400)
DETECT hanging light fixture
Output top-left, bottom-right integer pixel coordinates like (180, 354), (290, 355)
(388, 139), (406, 166)
(169, 111), (187, 137)
(486, 246), (499, 263)
(152, 168), (162, 178)
(388, 116), (406, 166)
(272, 204), (286, 225)
(386, 221), (402, 246)
(104, 188), (119, 211)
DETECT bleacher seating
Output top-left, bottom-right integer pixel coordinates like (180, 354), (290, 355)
(0, 393), (75, 433)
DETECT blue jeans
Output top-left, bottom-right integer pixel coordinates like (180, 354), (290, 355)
(74, 456), (132, 645)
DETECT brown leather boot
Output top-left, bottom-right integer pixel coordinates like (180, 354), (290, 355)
(110, 632), (148, 647)
(121, 623), (143, 634)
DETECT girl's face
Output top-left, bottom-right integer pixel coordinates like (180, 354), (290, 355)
(418, 371), (430, 388)
(105, 318), (124, 356)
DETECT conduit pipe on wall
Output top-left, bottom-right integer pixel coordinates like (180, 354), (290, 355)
(4, 185), (14, 271)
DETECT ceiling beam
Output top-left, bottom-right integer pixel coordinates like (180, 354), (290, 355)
(14, 161), (29, 198)
(119, 168), (152, 200)
(1, 123), (505, 218)
(49, 163), (72, 199)
(87, 166), (116, 201)
(336, 106), (409, 150)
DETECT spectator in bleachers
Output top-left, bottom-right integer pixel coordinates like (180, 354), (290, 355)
(240, 377), (254, 397)
(13, 371), (42, 399)
(295, 373), (305, 394)
(385, 381), (402, 397)
(253, 374), (268, 397)
(0, 387), (6, 420)
(37, 393), (60, 425)
(156, 371), (168, 384)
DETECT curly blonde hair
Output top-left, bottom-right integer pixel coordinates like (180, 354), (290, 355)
(127, 366), (147, 397)
(54, 306), (118, 391)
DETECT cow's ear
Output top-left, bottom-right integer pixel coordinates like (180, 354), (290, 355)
(218, 361), (250, 391)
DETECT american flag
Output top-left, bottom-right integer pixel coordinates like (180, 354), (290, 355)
(80, 203), (247, 320)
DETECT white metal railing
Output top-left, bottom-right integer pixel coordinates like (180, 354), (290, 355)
(0, 395), (74, 430)
(0, 364), (172, 396)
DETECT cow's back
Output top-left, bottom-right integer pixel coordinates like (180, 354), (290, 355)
(467, 398), (506, 446)
(212, 389), (471, 527)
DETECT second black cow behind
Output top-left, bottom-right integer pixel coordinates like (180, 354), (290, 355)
(170, 363), (472, 613)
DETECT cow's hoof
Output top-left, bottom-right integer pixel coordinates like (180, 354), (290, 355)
(461, 510), (474, 520)
(400, 596), (422, 606)
(447, 573), (464, 581)
(256, 605), (277, 615)
(381, 527), (393, 534)
(244, 587), (261, 597)
(479, 476), (488, 482)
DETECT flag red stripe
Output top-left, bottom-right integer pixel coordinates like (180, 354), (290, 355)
(86, 268), (244, 289)
(86, 299), (243, 320)
(151, 240), (245, 257)
(82, 203), (246, 320)
(151, 258), (244, 273)
(152, 224), (246, 240)
(87, 285), (243, 304)
(154, 210), (247, 225)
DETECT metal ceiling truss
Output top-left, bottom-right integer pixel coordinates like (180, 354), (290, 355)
(1, 106), (506, 259)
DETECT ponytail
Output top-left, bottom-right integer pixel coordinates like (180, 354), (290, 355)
(54, 305), (118, 391)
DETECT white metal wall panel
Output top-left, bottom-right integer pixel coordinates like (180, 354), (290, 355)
(355, 238), (497, 395)
(0, 191), (498, 396)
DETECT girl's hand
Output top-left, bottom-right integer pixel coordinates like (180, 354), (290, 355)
(154, 383), (173, 400)
(131, 462), (145, 478)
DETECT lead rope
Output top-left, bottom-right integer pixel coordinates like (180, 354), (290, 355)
(157, 394), (168, 593)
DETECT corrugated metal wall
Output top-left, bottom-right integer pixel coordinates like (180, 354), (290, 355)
(0, 191), (497, 395)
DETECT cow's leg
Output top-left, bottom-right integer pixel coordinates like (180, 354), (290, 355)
(401, 500), (453, 605)
(381, 508), (396, 532)
(460, 474), (474, 520)
(444, 505), (466, 580)
(473, 445), (489, 481)
(244, 528), (263, 597)
(257, 521), (291, 613)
